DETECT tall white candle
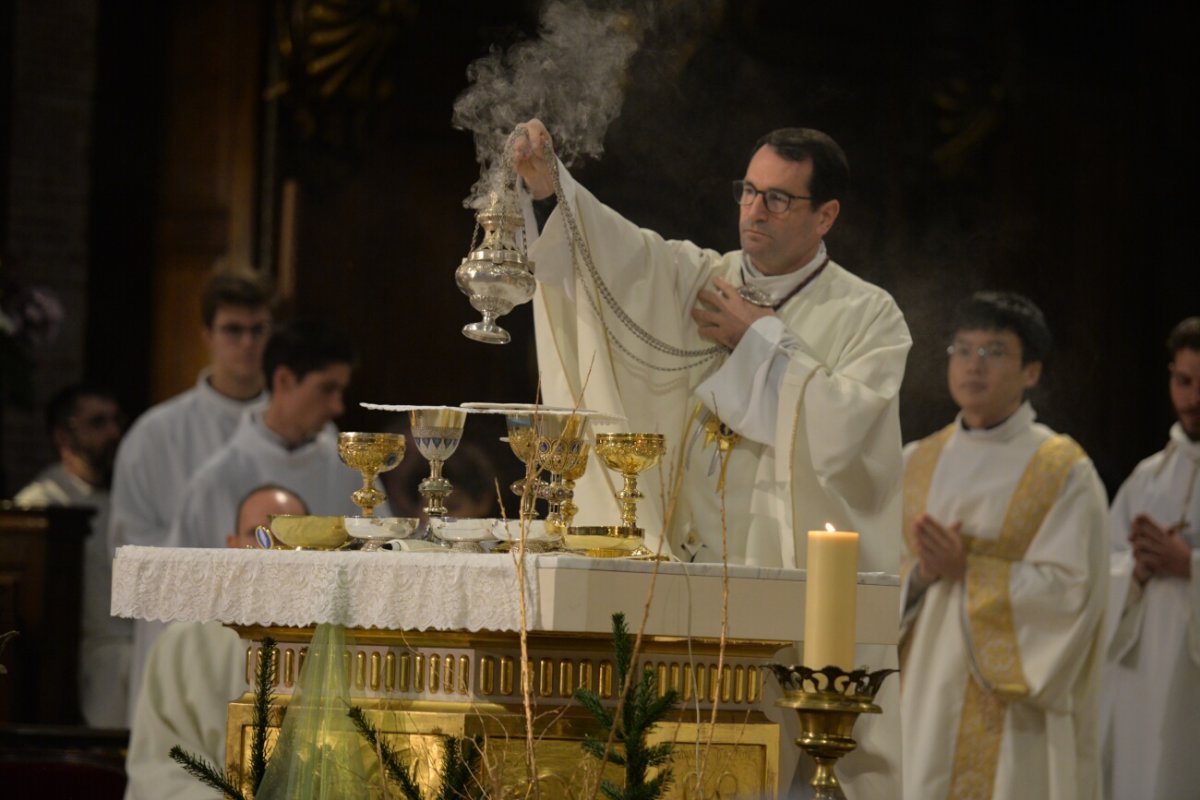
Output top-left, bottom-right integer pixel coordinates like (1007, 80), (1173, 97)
(803, 524), (859, 670)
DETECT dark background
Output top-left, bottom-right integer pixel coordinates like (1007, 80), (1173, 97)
(6, 0), (1198, 497)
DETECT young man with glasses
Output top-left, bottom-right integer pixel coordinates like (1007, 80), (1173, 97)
(1105, 317), (1200, 799)
(14, 383), (128, 727)
(108, 268), (275, 725)
(900, 291), (1108, 800)
(514, 119), (909, 798)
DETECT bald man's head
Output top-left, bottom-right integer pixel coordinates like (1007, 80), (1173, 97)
(230, 485), (309, 548)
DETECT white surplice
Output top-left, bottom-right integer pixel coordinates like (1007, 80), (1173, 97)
(900, 403), (1109, 800)
(109, 371), (266, 724)
(1104, 422), (1200, 800)
(14, 464), (130, 728)
(123, 621), (244, 800)
(523, 163), (911, 798)
(168, 412), (363, 549)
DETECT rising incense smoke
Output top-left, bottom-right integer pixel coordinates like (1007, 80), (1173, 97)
(452, 1), (643, 208)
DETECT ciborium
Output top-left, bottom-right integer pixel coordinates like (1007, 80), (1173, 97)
(409, 406), (469, 518)
(337, 432), (406, 517)
(455, 191), (535, 345)
(593, 432), (665, 535)
(767, 664), (897, 800)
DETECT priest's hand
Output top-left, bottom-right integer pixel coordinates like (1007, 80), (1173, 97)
(913, 513), (966, 583)
(693, 277), (774, 349)
(1130, 514), (1192, 581)
(512, 118), (555, 200)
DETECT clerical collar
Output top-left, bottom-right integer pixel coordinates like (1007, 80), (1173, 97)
(740, 242), (828, 308)
(251, 410), (319, 452)
(1169, 422), (1200, 458)
(956, 402), (1035, 442)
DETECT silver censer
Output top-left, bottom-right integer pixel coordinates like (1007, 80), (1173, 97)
(455, 191), (536, 345)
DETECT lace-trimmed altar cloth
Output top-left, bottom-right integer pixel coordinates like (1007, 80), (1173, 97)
(111, 545), (899, 640)
(111, 546), (541, 631)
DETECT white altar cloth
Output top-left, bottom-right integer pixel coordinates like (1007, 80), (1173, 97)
(112, 546), (899, 643)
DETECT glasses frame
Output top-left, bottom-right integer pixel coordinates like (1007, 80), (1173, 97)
(946, 343), (1013, 363)
(732, 180), (812, 215)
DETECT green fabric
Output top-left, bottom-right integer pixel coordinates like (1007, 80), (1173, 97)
(256, 623), (378, 799)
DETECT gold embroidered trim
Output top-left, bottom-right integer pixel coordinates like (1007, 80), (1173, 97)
(947, 433), (1084, 799)
(901, 424), (956, 579)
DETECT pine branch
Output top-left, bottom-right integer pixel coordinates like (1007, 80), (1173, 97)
(438, 735), (483, 800)
(250, 636), (277, 793)
(170, 746), (246, 800)
(347, 705), (423, 800)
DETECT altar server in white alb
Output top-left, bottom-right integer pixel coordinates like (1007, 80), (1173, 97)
(108, 268), (275, 722)
(124, 486), (308, 800)
(168, 319), (365, 550)
(900, 291), (1109, 800)
(14, 383), (128, 727)
(513, 119), (910, 798)
(1104, 316), (1200, 800)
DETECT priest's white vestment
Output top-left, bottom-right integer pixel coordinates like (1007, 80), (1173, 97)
(1104, 422), (1200, 800)
(523, 163), (911, 798)
(15, 464), (130, 728)
(110, 371), (266, 723)
(123, 621), (244, 800)
(900, 403), (1108, 800)
(168, 412), (363, 549)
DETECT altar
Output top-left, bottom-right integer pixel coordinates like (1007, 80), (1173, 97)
(113, 545), (899, 798)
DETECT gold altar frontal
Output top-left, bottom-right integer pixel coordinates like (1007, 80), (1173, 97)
(225, 625), (784, 799)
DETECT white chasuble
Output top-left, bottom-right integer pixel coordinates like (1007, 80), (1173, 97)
(524, 162), (911, 799)
(900, 403), (1109, 800)
(1104, 422), (1200, 800)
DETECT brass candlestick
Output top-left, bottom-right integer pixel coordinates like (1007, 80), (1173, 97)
(409, 407), (468, 518)
(337, 432), (406, 517)
(594, 432), (664, 534)
(767, 664), (897, 800)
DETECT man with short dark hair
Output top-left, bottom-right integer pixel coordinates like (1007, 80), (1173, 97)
(167, 320), (365, 550)
(513, 118), (909, 798)
(123, 485), (307, 800)
(15, 383), (128, 727)
(1105, 316), (1200, 799)
(900, 291), (1108, 800)
(109, 267), (275, 723)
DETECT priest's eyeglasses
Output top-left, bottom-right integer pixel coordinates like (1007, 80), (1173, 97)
(732, 180), (812, 214)
(946, 343), (1012, 363)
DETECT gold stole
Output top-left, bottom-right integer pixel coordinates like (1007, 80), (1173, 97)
(902, 427), (1084, 799)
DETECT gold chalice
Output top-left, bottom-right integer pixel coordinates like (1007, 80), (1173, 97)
(558, 440), (590, 528)
(409, 407), (468, 518)
(593, 432), (665, 535)
(505, 412), (541, 520)
(533, 412), (588, 536)
(337, 432), (406, 517)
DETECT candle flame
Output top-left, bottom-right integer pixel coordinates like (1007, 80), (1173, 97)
(825, 522), (836, 532)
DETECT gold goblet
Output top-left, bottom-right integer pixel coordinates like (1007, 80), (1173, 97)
(534, 412), (588, 536)
(409, 407), (468, 519)
(337, 432), (406, 517)
(593, 432), (665, 535)
(505, 412), (541, 520)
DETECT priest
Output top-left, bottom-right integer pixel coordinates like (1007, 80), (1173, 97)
(167, 319), (365, 550)
(512, 119), (910, 798)
(123, 485), (308, 800)
(900, 292), (1109, 800)
(1104, 316), (1200, 800)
